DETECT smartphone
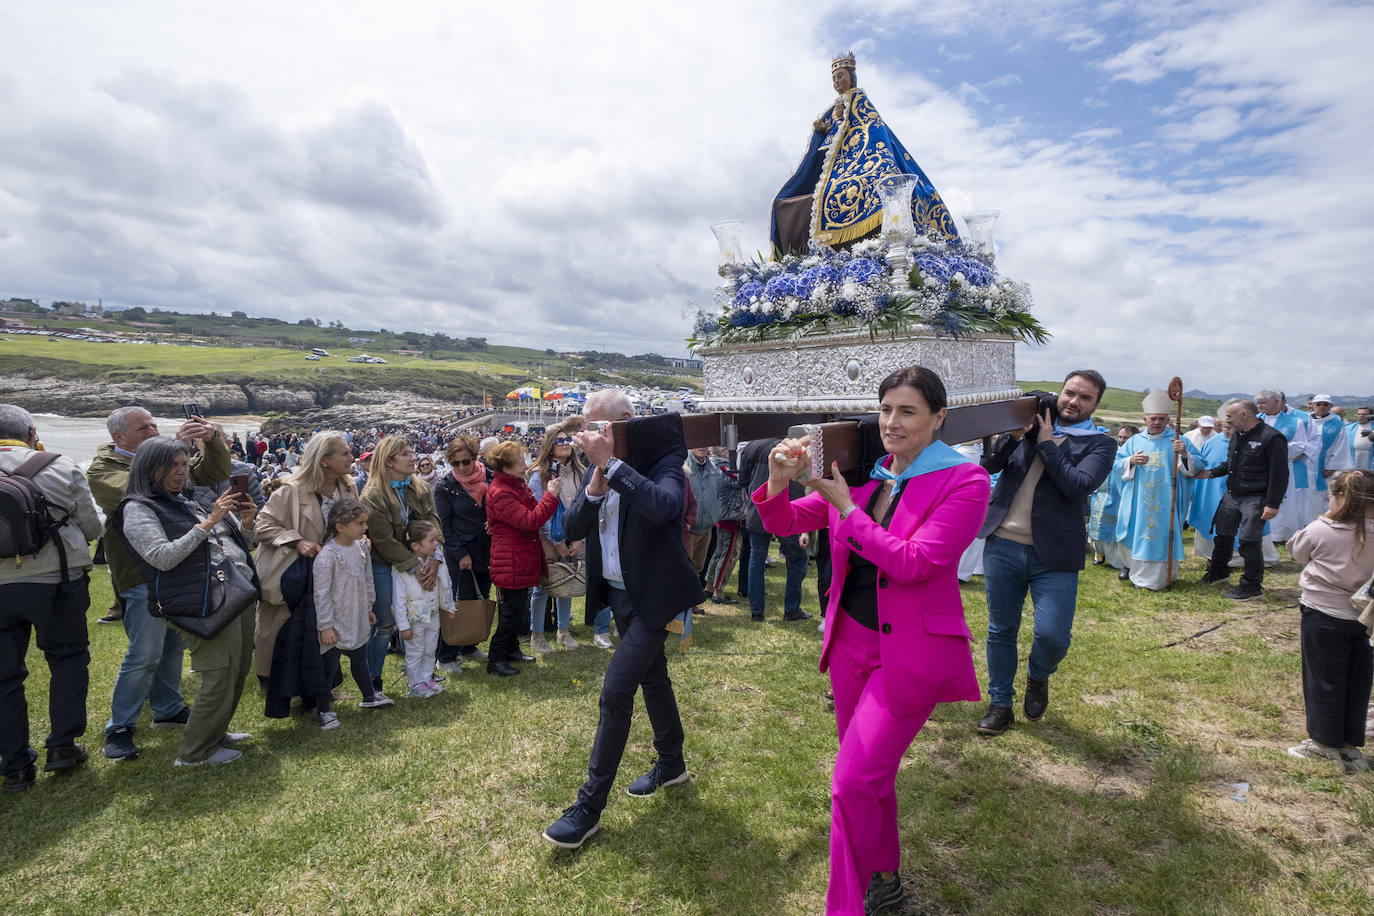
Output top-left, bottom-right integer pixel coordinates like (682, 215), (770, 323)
(182, 403), (202, 420)
(228, 474), (252, 507)
(549, 459), (561, 479)
(584, 420), (608, 433)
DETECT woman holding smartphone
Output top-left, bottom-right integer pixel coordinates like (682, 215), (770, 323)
(752, 366), (989, 915)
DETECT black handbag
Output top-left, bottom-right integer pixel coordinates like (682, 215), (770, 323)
(166, 551), (261, 640)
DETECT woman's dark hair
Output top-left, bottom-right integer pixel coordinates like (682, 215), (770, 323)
(326, 498), (369, 537)
(124, 436), (191, 499)
(878, 366), (947, 412)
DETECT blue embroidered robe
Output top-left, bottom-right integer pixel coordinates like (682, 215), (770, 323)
(1114, 429), (1202, 564)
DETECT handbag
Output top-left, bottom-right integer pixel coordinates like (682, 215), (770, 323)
(545, 557), (586, 599)
(166, 551), (260, 640)
(1351, 567), (1374, 638)
(442, 569), (497, 646)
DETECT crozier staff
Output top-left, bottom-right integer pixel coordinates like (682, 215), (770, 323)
(752, 366), (989, 915)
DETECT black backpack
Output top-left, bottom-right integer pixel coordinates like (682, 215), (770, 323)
(0, 452), (72, 581)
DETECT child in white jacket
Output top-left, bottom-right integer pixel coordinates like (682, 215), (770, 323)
(394, 520), (454, 698)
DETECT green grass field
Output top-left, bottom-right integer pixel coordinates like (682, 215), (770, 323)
(4, 536), (1371, 915)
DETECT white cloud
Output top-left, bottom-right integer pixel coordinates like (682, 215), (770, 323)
(0, 0), (1371, 397)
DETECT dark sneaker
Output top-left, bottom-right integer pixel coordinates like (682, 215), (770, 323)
(709, 594), (736, 605)
(1198, 570), (1230, 586)
(104, 727), (139, 760)
(1024, 678), (1049, 721)
(1118, 568), (1130, 581)
(4, 763), (37, 794)
(977, 704), (1014, 737)
(865, 871), (904, 914)
(543, 803), (601, 849)
(1224, 583), (1263, 600)
(782, 609), (813, 621)
(151, 707), (191, 728)
(626, 758), (689, 797)
(44, 744), (89, 773)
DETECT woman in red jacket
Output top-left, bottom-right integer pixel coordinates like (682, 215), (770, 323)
(484, 440), (561, 676)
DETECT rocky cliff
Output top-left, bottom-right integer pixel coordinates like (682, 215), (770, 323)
(0, 374), (461, 430)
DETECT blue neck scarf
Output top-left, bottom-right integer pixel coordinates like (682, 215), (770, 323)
(391, 478), (410, 496)
(870, 439), (967, 494)
(1053, 417), (1103, 438)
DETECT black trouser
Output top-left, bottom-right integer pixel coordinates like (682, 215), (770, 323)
(576, 587), (684, 813)
(1206, 492), (1266, 588)
(1300, 605), (1373, 748)
(737, 532), (751, 595)
(0, 576), (91, 775)
(437, 566), (491, 663)
(490, 586), (529, 668)
(320, 646), (374, 711)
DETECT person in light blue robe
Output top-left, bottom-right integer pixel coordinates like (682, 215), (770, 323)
(1088, 425), (1135, 569)
(1256, 389), (1315, 542)
(1188, 423), (1232, 559)
(1114, 392), (1204, 590)
(1347, 406), (1374, 470)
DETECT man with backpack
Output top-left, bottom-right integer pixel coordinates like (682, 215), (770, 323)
(0, 405), (103, 794)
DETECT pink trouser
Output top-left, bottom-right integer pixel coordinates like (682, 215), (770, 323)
(825, 609), (934, 915)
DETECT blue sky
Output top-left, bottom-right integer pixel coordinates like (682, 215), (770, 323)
(1, 1), (1371, 395)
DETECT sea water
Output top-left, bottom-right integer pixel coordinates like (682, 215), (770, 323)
(28, 413), (265, 463)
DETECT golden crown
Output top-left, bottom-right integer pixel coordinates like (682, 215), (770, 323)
(831, 52), (856, 73)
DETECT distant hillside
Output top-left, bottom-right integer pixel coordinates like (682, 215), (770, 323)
(1020, 381), (1221, 424)
(1186, 389), (1373, 408)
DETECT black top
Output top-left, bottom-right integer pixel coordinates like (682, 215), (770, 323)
(839, 484), (898, 631)
(1207, 421), (1290, 509)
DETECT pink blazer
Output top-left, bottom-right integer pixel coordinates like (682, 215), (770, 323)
(752, 462), (990, 716)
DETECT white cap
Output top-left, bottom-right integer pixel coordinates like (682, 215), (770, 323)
(1197, 416), (1215, 428)
(1312, 393), (1334, 404)
(1141, 389), (1172, 415)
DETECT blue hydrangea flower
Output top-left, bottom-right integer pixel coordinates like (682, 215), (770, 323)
(841, 258), (882, 283)
(764, 274), (798, 302)
(915, 253), (952, 284)
(733, 281), (764, 309)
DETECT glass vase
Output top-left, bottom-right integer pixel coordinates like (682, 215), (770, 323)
(710, 220), (745, 265)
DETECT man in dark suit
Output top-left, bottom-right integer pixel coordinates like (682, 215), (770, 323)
(976, 370), (1117, 737)
(542, 392), (705, 849)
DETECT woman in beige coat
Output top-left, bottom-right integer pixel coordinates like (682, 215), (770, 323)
(253, 431), (359, 682)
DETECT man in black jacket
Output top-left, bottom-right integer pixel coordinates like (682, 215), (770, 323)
(542, 392), (704, 849)
(976, 371), (1117, 736)
(1196, 398), (1288, 600)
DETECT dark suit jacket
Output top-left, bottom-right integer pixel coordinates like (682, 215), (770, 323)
(566, 415), (706, 630)
(979, 432), (1117, 571)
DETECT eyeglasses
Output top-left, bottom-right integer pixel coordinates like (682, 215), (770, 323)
(453, 458), (474, 467)
(554, 436), (574, 444)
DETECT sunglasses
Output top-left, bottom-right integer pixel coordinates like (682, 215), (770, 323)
(453, 458), (475, 467)
(554, 436), (574, 444)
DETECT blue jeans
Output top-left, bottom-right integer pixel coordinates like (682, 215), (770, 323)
(529, 585), (572, 632)
(594, 605), (612, 635)
(982, 536), (1080, 708)
(748, 530), (806, 619)
(106, 584), (187, 734)
(367, 562), (395, 685)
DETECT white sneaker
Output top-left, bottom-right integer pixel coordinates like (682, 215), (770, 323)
(592, 632), (614, 650)
(220, 732), (252, 747)
(530, 633), (555, 655)
(174, 746), (242, 767)
(359, 692), (395, 709)
(437, 659), (463, 674)
(557, 630), (580, 650)
(318, 711), (341, 731)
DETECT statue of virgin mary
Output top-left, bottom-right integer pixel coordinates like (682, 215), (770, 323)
(771, 53), (959, 256)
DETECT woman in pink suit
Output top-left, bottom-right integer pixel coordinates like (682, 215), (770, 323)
(753, 366), (989, 915)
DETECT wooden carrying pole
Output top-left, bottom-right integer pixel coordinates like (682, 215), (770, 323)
(606, 396), (1041, 473)
(1166, 376), (1184, 587)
